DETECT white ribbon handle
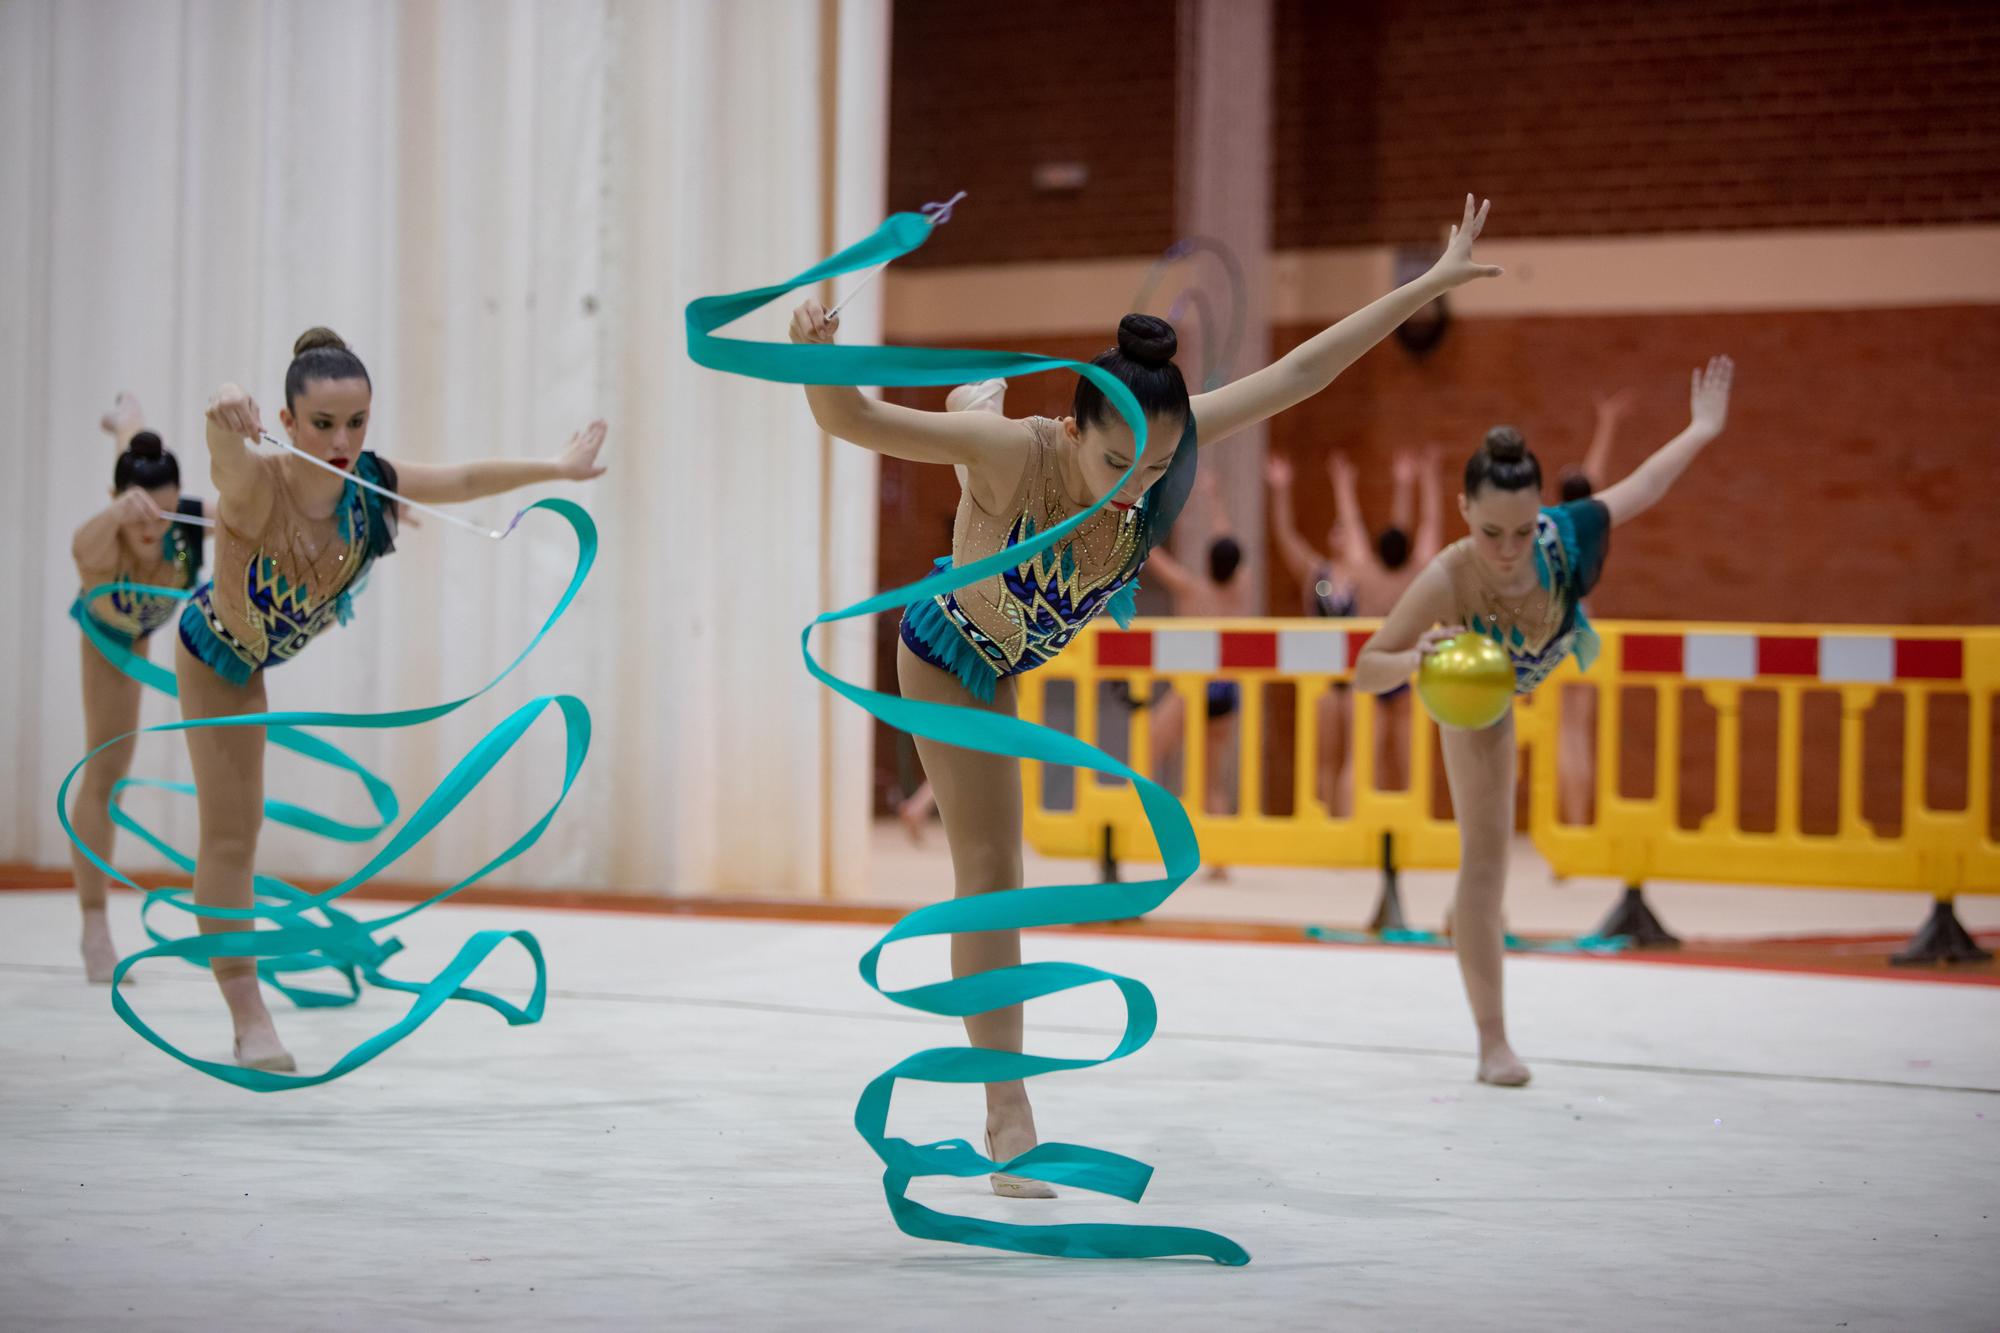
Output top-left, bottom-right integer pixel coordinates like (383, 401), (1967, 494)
(260, 434), (518, 541)
(827, 190), (966, 320)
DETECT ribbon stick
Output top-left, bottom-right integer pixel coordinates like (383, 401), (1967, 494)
(144, 498), (217, 529)
(826, 191), (966, 320)
(260, 434), (518, 540)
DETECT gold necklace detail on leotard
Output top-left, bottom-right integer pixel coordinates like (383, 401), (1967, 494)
(1471, 555), (1560, 651)
(274, 471), (356, 599)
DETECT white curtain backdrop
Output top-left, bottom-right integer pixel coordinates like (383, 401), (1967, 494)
(0, 0), (886, 899)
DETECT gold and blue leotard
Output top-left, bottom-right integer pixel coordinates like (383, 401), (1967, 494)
(178, 451), (399, 685)
(899, 417), (1145, 702)
(70, 505), (205, 651)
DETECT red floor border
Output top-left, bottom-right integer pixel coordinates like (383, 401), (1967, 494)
(7, 865), (1993, 988)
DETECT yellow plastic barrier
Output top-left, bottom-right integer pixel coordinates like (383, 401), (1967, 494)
(1522, 621), (1998, 901)
(1018, 616), (1468, 875)
(1016, 617), (1998, 953)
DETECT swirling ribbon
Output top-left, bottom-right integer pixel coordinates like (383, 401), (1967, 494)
(687, 212), (1247, 1264)
(57, 498), (596, 1091)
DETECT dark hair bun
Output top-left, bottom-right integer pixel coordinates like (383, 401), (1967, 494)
(293, 326), (348, 357)
(113, 430), (180, 493)
(284, 326), (371, 410)
(1483, 425), (1528, 463)
(1116, 313), (1177, 369)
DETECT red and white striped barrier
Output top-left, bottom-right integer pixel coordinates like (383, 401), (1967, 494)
(1620, 632), (1962, 683)
(1096, 628), (1364, 674)
(1090, 625), (1965, 683)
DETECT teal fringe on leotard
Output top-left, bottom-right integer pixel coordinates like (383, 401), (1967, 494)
(1541, 500), (1605, 672)
(175, 594), (256, 686)
(69, 598), (140, 655)
(901, 557), (1143, 704)
(900, 573), (1003, 704)
(1105, 577), (1140, 630)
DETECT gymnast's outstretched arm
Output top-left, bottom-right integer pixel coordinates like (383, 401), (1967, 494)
(1597, 357), (1734, 528)
(1353, 561), (1463, 696)
(390, 420), (609, 504)
(1188, 195), (1504, 448)
(786, 296), (1032, 506)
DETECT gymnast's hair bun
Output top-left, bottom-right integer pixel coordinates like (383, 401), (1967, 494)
(113, 429), (180, 492)
(293, 326), (348, 358)
(1483, 425), (1528, 463)
(1116, 313), (1177, 369)
(284, 326), (370, 410)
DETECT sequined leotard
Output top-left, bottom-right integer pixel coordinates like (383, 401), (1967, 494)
(1441, 497), (1611, 696)
(899, 416), (1147, 702)
(178, 451), (399, 685)
(70, 504), (206, 651)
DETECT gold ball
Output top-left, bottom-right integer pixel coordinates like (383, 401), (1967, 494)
(1417, 632), (1516, 731)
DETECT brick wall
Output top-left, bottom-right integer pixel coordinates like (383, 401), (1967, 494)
(1273, 0), (2000, 247)
(889, 0), (2000, 261)
(886, 0), (1180, 267)
(1261, 304), (2000, 626)
(864, 308), (2000, 630)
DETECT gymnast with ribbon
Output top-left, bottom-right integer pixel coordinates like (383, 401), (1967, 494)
(67, 394), (210, 982)
(689, 192), (1499, 1263)
(1354, 355), (1735, 1088)
(176, 328), (607, 1072)
(57, 325), (608, 1082)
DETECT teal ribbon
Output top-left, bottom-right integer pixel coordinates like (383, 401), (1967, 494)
(56, 498), (597, 1091)
(1304, 925), (1630, 955)
(688, 215), (1247, 1265)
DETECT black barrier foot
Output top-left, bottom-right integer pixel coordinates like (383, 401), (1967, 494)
(1369, 832), (1407, 934)
(1593, 884), (1680, 949)
(1891, 899), (1992, 965)
(1098, 825), (1146, 924)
